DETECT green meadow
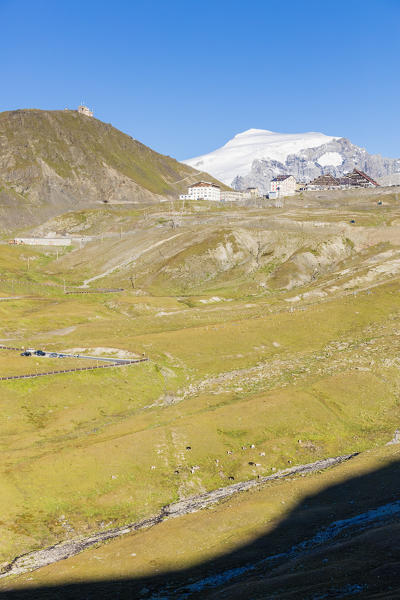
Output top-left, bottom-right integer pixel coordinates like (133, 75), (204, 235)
(1, 192), (400, 586)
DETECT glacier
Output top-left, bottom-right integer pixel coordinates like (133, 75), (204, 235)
(183, 128), (339, 185)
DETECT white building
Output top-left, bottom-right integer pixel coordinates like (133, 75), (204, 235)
(220, 190), (248, 202)
(180, 181), (221, 201)
(269, 175), (296, 197)
(78, 105), (94, 117)
(246, 187), (259, 198)
(10, 237), (72, 246)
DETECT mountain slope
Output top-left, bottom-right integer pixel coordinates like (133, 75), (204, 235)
(0, 109), (224, 232)
(183, 128), (400, 193)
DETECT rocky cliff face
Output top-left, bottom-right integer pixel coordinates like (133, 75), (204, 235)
(232, 137), (400, 193)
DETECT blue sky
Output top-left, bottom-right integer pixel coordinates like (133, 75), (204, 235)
(1, 0), (399, 159)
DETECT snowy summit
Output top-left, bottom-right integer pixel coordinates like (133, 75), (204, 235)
(183, 128), (339, 185)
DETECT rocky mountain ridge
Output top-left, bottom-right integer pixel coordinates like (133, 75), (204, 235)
(233, 137), (400, 193)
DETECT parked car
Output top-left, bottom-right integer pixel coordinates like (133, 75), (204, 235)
(49, 352), (58, 358)
(34, 350), (46, 356)
(20, 351), (32, 356)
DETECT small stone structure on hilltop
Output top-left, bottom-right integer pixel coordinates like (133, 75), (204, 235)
(77, 105), (93, 117)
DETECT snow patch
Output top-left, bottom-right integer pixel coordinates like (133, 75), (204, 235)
(199, 296), (223, 304)
(317, 151), (343, 167)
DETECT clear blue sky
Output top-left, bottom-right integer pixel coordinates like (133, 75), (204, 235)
(1, 0), (399, 159)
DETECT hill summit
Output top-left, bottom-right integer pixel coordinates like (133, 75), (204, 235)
(0, 109), (222, 231)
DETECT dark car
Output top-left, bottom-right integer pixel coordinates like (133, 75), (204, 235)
(20, 351), (32, 357)
(34, 350), (46, 356)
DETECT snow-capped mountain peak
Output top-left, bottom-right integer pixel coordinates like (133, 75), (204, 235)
(182, 128), (400, 192)
(183, 128), (339, 185)
(231, 128), (275, 138)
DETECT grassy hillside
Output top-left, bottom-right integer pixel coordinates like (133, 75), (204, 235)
(4, 446), (400, 599)
(0, 109), (226, 232)
(0, 190), (400, 596)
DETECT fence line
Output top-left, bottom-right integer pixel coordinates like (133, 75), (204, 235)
(0, 279), (124, 294)
(0, 358), (148, 381)
(0, 345), (22, 351)
(64, 288), (124, 294)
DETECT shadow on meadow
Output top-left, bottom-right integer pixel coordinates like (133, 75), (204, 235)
(2, 458), (400, 599)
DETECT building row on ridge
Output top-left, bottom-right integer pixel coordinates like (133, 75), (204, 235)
(178, 169), (380, 203)
(179, 182), (259, 202)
